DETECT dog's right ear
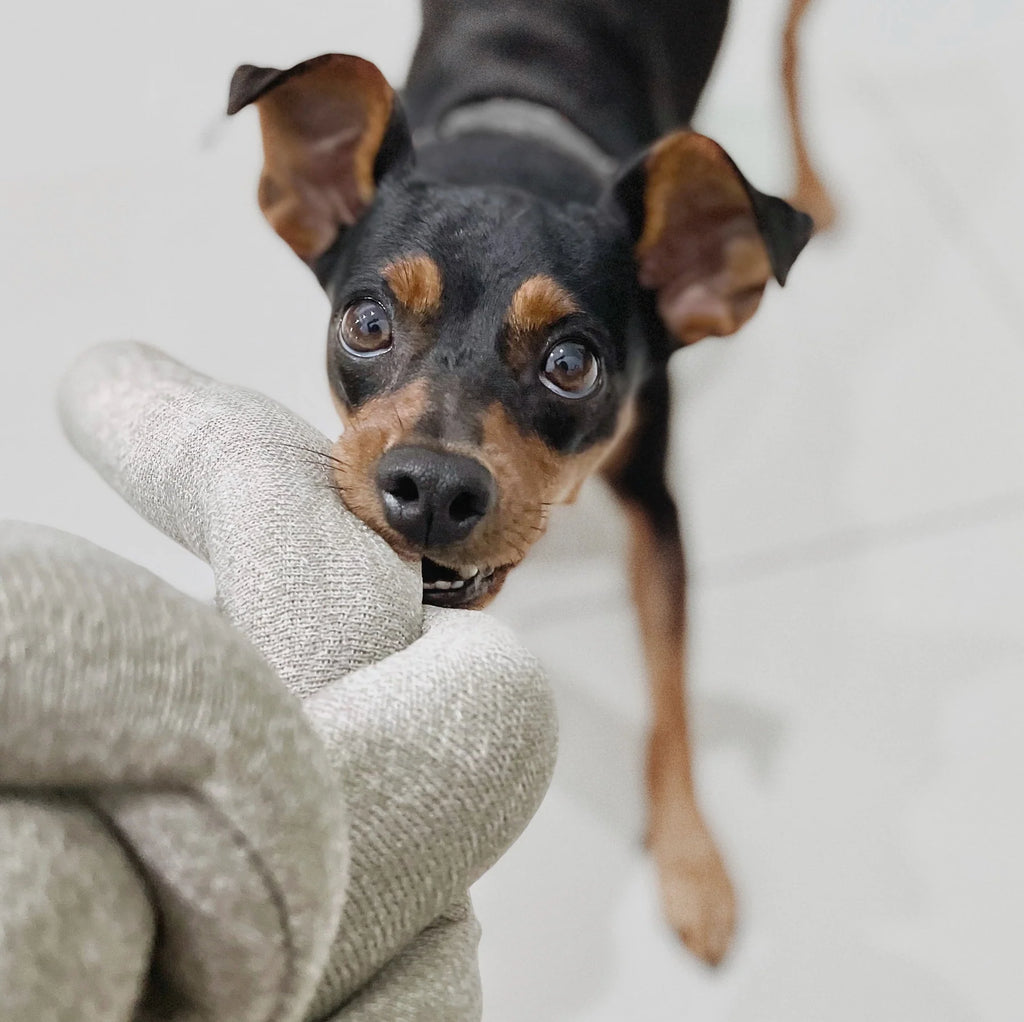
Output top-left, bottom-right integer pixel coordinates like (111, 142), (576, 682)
(228, 54), (413, 264)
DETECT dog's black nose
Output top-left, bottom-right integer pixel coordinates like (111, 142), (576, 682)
(376, 445), (495, 548)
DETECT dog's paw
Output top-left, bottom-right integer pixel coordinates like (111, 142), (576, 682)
(653, 843), (737, 966)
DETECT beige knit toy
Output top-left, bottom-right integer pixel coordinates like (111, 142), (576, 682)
(0, 341), (557, 1021)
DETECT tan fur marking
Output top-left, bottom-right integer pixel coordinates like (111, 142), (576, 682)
(330, 380), (430, 557)
(505, 275), (579, 338)
(383, 253), (443, 316)
(330, 381), (634, 608)
(415, 400), (638, 582)
(393, 404), (564, 580)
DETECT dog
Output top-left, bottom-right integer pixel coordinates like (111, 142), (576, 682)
(228, 0), (816, 966)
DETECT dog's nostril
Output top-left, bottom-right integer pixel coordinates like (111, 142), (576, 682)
(387, 474), (420, 505)
(449, 489), (487, 524)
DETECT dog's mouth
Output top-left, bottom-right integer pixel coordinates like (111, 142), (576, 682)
(420, 557), (507, 608)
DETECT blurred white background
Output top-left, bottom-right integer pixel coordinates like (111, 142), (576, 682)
(2, 1), (1023, 1019)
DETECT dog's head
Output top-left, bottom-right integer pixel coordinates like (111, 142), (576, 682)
(229, 54), (812, 607)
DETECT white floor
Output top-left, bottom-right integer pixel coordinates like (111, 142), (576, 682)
(2, 2), (1022, 1020)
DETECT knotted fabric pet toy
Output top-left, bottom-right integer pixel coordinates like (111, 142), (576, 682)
(0, 342), (557, 1021)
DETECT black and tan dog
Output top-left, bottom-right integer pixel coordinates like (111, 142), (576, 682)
(229, 0), (816, 966)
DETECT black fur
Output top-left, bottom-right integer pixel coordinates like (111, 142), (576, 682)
(404, 0), (731, 157)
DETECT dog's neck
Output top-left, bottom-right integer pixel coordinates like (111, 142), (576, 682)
(414, 98), (618, 181)
(413, 97), (618, 184)
(409, 98), (617, 206)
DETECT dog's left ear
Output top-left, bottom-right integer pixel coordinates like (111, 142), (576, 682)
(228, 54), (413, 265)
(610, 130), (813, 347)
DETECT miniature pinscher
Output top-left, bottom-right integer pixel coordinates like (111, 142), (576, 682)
(229, 0), (818, 966)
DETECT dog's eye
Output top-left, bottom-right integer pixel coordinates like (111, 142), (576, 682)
(339, 300), (393, 356)
(540, 339), (600, 398)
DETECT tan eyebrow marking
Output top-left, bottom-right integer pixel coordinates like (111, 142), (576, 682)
(505, 275), (579, 333)
(382, 253), (443, 316)
(502, 274), (580, 372)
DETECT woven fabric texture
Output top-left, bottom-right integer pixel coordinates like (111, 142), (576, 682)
(0, 342), (557, 1021)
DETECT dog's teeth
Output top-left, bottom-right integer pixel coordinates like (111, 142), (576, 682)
(450, 579), (465, 589)
(457, 565), (479, 580)
(434, 580), (452, 590)
(423, 581), (438, 590)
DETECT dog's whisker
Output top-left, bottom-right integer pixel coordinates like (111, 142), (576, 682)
(297, 457), (341, 474)
(292, 453), (349, 475)
(274, 440), (345, 465)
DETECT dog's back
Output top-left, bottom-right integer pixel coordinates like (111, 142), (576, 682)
(405, 0), (731, 157)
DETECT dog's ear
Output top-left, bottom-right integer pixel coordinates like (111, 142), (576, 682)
(228, 54), (413, 264)
(610, 130), (813, 347)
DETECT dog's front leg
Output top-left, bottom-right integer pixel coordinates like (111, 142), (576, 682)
(604, 369), (736, 967)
